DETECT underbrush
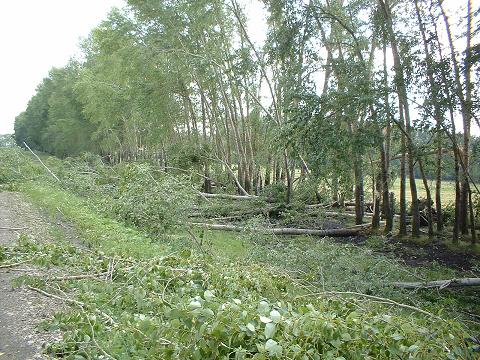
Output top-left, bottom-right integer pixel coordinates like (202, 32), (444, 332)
(1, 148), (479, 358)
(3, 207), (475, 359)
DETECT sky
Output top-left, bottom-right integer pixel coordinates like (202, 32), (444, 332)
(0, 0), (124, 134)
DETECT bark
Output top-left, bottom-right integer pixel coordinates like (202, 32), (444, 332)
(465, 0), (474, 242)
(372, 169), (382, 229)
(388, 192), (395, 231)
(353, 157), (364, 225)
(200, 89), (212, 194)
(264, 157), (271, 186)
(468, 182), (476, 243)
(190, 222), (366, 237)
(418, 159), (434, 236)
(379, 0), (420, 236)
(430, 12), (464, 242)
(198, 192), (258, 200)
(435, 131), (443, 232)
(438, 0), (470, 234)
(382, 41), (393, 233)
(414, 0), (443, 232)
(399, 104), (408, 236)
(453, 149), (461, 243)
(394, 278), (480, 289)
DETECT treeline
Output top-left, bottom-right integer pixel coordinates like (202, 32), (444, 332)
(14, 0), (480, 241)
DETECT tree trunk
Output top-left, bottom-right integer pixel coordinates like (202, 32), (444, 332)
(382, 41), (392, 233)
(380, 0), (420, 237)
(353, 156), (364, 225)
(414, 0), (443, 232)
(265, 156), (271, 186)
(190, 222), (366, 237)
(394, 278), (480, 289)
(438, 0), (471, 235)
(468, 183), (476, 243)
(399, 106), (407, 236)
(453, 150), (461, 243)
(418, 159), (434, 236)
(372, 169), (381, 229)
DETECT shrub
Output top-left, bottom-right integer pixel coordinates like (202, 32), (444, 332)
(113, 163), (194, 233)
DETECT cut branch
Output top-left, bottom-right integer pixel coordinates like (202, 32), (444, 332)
(26, 285), (116, 325)
(23, 142), (60, 182)
(294, 290), (445, 322)
(190, 222), (366, 237)
(0, 259), (32, 269)
(393, 278), (480, 289)
(0, 227), (28, 231)
(198, 192), (258, 200)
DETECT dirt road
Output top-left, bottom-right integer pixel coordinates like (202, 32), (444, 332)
(0, 192), (60, 359)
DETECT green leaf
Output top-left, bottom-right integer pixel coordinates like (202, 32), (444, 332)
(270, 310), (281, 323)
(260, 316), (272, 324)
(265, 339), (283, 357)
(265, 323), (276, 339)
(204, 290), (215, 301)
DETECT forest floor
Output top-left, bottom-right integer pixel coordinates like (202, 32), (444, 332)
(0, 192), (63, 360)
(384, 235), (480, 270)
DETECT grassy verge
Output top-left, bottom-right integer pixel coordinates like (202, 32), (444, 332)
(5, 182), (474, 358)
(0, 148), (478, 358)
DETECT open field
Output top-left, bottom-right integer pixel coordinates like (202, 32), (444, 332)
(391, 178), (456, 205)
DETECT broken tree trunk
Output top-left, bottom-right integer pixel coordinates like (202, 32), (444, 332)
(393, 278), (480, 289)
(190, 222), (366, 237)
(198, 192), (258, 200)
(23, 142), (60, 182)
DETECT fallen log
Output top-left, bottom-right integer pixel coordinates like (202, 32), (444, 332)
(23, 141), (60, 182)
(198, 192), (258, 200)
(189, 222), (366, 237)
(393, 278), (480, 289)
(324, 211), (373, 218)
(0, 259), (32, 269)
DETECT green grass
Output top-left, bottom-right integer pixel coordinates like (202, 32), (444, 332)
(21, 182), (170, 259)
(391, 178), (456, 205)
(1, 148), (478, 358)
(13, 182), (476, 358)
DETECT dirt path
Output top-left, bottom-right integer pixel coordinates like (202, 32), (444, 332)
(0, 192), (62, 359)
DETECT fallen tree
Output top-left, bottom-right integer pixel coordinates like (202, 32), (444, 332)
(393, 278), (480, 289)
(198, 192), (258, 200)
(189, 222), (367, 237)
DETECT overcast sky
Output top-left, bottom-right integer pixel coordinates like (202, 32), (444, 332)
(0, 0), (125, 134)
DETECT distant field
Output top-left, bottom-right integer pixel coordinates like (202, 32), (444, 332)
(391, 178), (456, 205)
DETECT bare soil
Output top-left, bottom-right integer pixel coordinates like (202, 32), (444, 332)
(0, 192), (63, 360)
(385, 236), (480, 271)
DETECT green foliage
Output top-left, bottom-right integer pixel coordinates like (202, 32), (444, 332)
(0, 148), (45, 186)
(2, 148), (477, 358)
(0, 134), (15, 147)
(14, 62), (95, 157)
(292, 179), (323, 204)
(5, 219), (474, 360)
(261, 183), (289, 204)
(113, 164), (194, 233)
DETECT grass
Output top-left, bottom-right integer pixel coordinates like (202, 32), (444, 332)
(21, 181), (480, 315)
(21, 182), (170, 259)
(391, 178), (456, 205)
(1, 148), (478, 358)
(4, 186), (476, 358)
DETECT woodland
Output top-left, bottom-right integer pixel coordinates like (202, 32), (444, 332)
(2, 0), (480, 358)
